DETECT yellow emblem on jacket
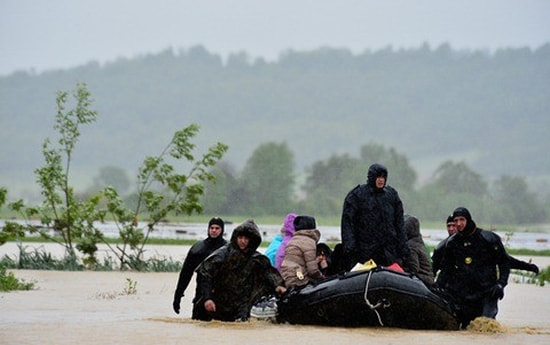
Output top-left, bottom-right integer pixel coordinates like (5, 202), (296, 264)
(465, 257), (472, 264)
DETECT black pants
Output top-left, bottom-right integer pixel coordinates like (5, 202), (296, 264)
(457, 295), (499, 328)
(192, 298), (248, 322)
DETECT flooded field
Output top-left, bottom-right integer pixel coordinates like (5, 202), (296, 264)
(1, 267), (549, 345)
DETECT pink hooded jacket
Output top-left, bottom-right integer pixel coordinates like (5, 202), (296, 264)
(275, 213), (297, 271)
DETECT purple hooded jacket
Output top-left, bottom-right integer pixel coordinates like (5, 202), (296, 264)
(275, 213), (297, 271)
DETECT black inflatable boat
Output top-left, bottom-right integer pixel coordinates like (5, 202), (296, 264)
(276, 267), (460, 330)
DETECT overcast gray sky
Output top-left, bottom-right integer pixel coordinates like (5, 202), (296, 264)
(1, 0), (549, 76)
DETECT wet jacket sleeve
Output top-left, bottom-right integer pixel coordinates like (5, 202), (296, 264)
(405, 243), (421, 274)
(341, 187), (360, 259)
(391, 189), (410, 264)
(196, 247), (227, 301)
(173, 243), (202, 300)
(487, 232), (511, 287)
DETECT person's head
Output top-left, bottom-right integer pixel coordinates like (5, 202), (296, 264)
(294, 215), (317, 231)
(316, 243), (332, 267)
(281, 213), (297, 236)
(452, 207), (476, 235)
(207, 217), (224, 239)
(445, 214), (457, 236)
(404, 214), (420, 239)
(367, 163), (388, 190)
(236, 235), (250, 250)
(316, 243), (332, 258)
(230, 219), (262, 253)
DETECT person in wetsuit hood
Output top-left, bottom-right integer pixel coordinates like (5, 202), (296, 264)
(172, 217), (227, 315)
(437, 207), (510, 328)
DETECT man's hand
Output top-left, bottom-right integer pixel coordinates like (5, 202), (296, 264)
(275, 285), (287, 295)
(528, 263), (539, 275)
(172, 298), (181, 314)
(490, 283), (504, 300)
(204, 299), (216, 312)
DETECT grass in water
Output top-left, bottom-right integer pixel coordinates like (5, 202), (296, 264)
(0, 266), (35, 291)
(93, 278), (138, 299)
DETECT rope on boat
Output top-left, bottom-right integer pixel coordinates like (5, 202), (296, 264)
(363, 270), (385, 326)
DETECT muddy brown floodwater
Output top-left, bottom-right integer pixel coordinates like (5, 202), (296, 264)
(1, 246), (549, 345)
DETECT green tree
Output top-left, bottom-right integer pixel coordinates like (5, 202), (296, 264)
(300, 144), (418, 216)
(202, 161), (239, 215)
(0, 188), (26, 245)
(237, 142), (296, 215)
(1, 84), (228, 271)
(429, 160), (488, 196)
(88, 166), (131, 196)
(412, 160), (493, 223)
(492, 175), (546, 224)
(102, 124), (228, 269)
(301, 154), (363, 215)
(4, 84), (105, 266)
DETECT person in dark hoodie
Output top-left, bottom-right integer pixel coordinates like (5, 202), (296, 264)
(194, 219), (287, 322)
(340, 163), (409, 270)
(402, 214), (434, 286)
(437, 207), (511, 328)
(172, 217), (227, 316)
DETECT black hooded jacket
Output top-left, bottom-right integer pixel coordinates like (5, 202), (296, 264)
(173, 224), (227, 302)
(195, 219), (284, 321)
(341, 163), (409, 268)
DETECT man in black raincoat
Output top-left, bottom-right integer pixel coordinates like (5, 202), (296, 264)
(194, 219), (286, 321)
(172, 217), (227, 316)
(340, 163), (409, 270)
(437, 207), (511, 328)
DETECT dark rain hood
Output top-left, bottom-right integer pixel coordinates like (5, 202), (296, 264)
(230, 219), (262, 255)
(404, 214), (421, 241)
(367, 163), (388, 190)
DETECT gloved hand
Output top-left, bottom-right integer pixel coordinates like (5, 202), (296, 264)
(528, 263), (540, 275)
(490, 283), (504, 300)
(173, 297), (181, 314)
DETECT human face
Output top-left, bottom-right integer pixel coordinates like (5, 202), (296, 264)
(375, 176), (386, 189)
(237, 235), (250, 250)
(317, 252), (328, 268)
(454, 216), (467, 233)
(208, 224), (223, 238)
(446, 221), (457, 236)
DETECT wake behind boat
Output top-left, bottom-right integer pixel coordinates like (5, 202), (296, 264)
(275, 267), (460, 330)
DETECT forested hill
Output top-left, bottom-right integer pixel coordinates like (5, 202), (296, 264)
(1, 43), (550, 197)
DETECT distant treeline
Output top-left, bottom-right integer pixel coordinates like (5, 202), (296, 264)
(1, 43), (549, 206)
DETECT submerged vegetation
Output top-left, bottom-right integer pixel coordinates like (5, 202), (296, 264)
(0, 242), (182, 272)
(0, 266), (35, 291)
